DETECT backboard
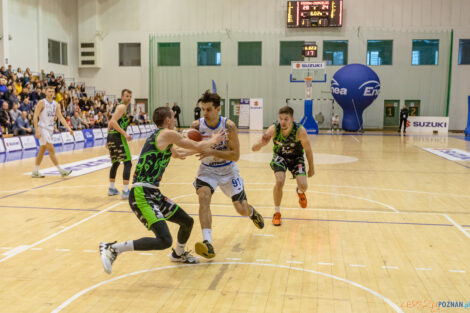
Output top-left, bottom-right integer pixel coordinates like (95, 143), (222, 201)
(290, 61), (326, 83)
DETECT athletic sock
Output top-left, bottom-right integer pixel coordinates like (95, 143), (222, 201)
(111, 241), (134, 254)
(274, 206), (280, 213)
(34, 165), (39, 172)
(174, 242), (186, 256)
(109, 182), (115, 188)
(202, 228), (212, 243)
(123, 185), (129, 192)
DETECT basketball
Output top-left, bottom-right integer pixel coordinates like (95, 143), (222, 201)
(182, 129), (202, 142)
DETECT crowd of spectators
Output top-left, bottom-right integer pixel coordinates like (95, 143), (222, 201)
(0, 65), (150, 138)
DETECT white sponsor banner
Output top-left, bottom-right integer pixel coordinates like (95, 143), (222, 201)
(145, 124), (152, 132)
(74, 131), (85, 142)
(20, 136), (37, 149)
(51, 133), (63, 145)
(126, 127), (133, 135)
(0, 138), (5, 153)
(291, 61), (325, 69)
(61, 132), (75, 144)
(138, 125), (147, 133)
(93, 128), (103, 139)
(4, 137), (23, 152)
(249, 98), (263, 131)
(24, 155), (138, 177)
(239, 98), (250, 129)
(101, 128), (108, 137)
(150, 124), (157, 130)
(132, 125), (140, 134)
(423, 148), (470, 162)
(407, 116), (449, 134)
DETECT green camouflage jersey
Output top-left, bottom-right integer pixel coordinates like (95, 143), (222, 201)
(272, 121), (304, 157)
(132, 129), (172, 187)
(109, 105), (130, 134)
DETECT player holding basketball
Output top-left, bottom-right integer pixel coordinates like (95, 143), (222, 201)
(106, 89), (133, 199)
(99, 107), (225, 274)
(191, 90), (264, 259)
(31, 85), (73, 178)
(252, 106), (314, 226)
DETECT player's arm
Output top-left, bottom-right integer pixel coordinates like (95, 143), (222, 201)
(33, 100), (44, 138)
(201, 120), (240, 161)
(109, 104), (131, 140)
(298, 126), (314, 177)
(252, 124), (275, 152)
(56, 105), (73, 134)
(161, 129), (224, 153)
(170, 146), (195, 159)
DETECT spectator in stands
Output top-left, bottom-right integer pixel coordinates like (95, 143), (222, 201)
(88, 112), (96, 128)
(30, 87), (40, 103)
(96, 111), (108, 128)
(5, 65), (12, 77)
(0, 66), (6, 76)
(0, 77), (7, 97)
(14, 78), (22, 95)
(71, 111), (87, 130)
(0, 102), (13, 134)
(9, 103), (21, 122)
(172, 102), (181, 128)
(19, 97), (33, 113)
(13, 111), (33, 136)
(16, 67), (23, 79)
(194, 100), (201, 120)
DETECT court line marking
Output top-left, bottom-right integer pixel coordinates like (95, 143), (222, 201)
(51, 262), (404, 313)
(349, 264), (367, 268)
(382, 266), (399, 270)
(415, 268), (432, 271)
(0, 202), (124, 264)
(318, 262), (334, 266)
(449, 270), (466, 273)
(443, 214), (470, 240)
(351, 136), (360, 142)
(255, 259), (271, 262)
(287, 261), (303, 264)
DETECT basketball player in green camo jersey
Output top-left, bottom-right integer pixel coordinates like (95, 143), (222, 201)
(252, 106), (314, 226)
(107, 89), (132, 199)
(99, 107), (225, 274)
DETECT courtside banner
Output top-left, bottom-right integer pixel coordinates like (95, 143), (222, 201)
(132, 125), (140, 134)
(24, 155), (138, 177)
(249, 98), (263, 131)
(20, 135), (37, 149)
(82, 129), (94, 141)
(0, 138), (5, 153)
(93, 129), (103, 139)
(101, 128), (108, 137)
(138, 125), (146, 133)
(407, 116), (449, 134)
(74, 131), (85, 142)
(51, 133), (63, 145)
(423, 148), (470, 161)
(145, 124), (152, 132)
(126, 127), (133, 135)
(4, 137), (22, 152)
(61, 132), (75, 144)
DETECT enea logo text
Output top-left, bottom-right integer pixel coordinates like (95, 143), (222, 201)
(330, 78), (347, 95)
(358, 80), (381, 97)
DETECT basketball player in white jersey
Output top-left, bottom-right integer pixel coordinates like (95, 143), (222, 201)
(191, 90), (264, 259)
(32, 86), (73, 178)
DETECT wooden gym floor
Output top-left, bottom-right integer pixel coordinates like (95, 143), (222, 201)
(0, 131), (469, 313)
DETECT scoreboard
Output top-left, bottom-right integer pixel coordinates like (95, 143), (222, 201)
(302, 42), (318, 57)
(287, 0), (343, 28)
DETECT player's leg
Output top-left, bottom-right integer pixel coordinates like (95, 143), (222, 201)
(167, 208), (199, 264)
(32, 144), (47, 178)
(194, 177), (216, 258)
(270, 155), (287, 225)
(46, 142), (72, 177)
(108, 161), (120, 196)
(120, 135), (132, 198)
(291, 158), (307, 208)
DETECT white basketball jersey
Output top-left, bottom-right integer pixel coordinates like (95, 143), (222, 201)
(199, 116), (231, 167)
(38, 98), (57, 130)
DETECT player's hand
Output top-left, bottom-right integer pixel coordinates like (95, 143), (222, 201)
(308, 167), (314, 177)
(210, 129), (226, 145)
(69, 129), (74, 136)
(197, 150), (213, 160)
(261, 132), (271, 143)
(125, 133), (132, 141)
(105, 141), (108, 149)
(35, 132), (41, 140)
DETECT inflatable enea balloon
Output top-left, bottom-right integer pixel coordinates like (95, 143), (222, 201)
(331, 64), (381, 131)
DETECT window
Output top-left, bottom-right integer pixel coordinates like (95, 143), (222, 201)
(198, 42), (221, 66)
(411, 39), (439, 65)
(119, 43), (141, 66)
(238, 41), (262, 66)
(459, 39), (470, 65)
(48, 39), (67, 65)
(279, 41), (303, 66)
(323, 40), (348, 65)
(367, 40), (392, 65)
(158, 42), (180, 66)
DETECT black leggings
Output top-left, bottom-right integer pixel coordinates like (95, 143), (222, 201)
(133, 208), (194, 251)
(109, 160), (132, 181)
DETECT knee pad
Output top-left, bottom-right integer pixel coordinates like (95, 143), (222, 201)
(123, 161), (132, 181)
(231, 189), (247, 203)
(109, 162), (120, 179)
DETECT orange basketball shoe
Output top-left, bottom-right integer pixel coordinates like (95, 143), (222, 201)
(297, 188), (307, 208)
(272, 212), (281, 226)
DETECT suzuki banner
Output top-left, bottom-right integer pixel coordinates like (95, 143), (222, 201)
(407, 116), (449, 134)
(249, 98), (263, 131)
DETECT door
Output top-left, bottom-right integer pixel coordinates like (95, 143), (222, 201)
(405, 100), (420, 116)
(229, 98), (240, 125)
(383, 100), (399, 126)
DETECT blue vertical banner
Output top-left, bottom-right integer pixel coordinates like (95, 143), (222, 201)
(465, 96), (470, 138)
(211, 80), (217, 93)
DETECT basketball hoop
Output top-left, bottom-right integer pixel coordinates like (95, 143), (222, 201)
(305, 77), (313, 99)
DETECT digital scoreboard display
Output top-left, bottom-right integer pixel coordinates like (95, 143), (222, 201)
(302, 42), (318, 57)
(287, 0), (343, 28)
